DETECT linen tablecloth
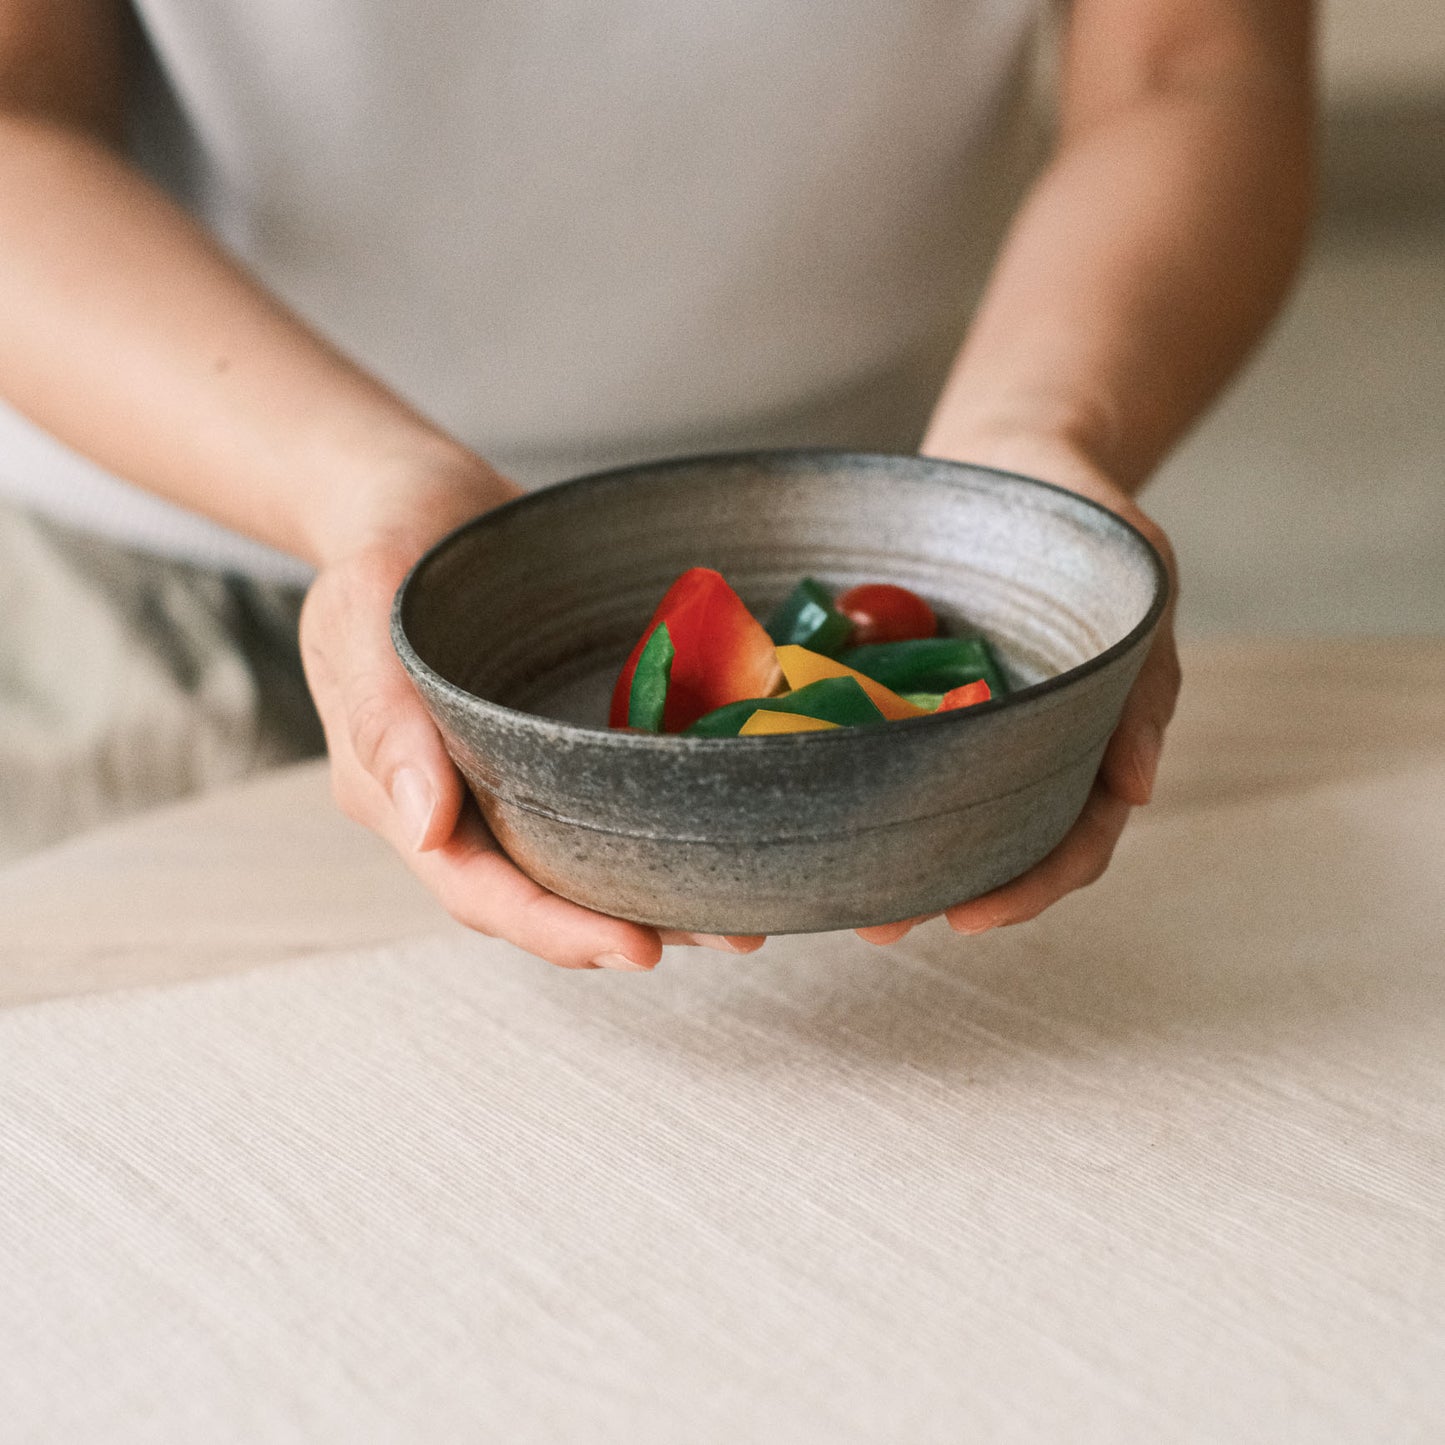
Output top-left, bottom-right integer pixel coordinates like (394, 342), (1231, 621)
(2, 641), (1442, 1442)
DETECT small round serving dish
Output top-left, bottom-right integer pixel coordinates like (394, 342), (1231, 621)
(392, 450), (1167, 934)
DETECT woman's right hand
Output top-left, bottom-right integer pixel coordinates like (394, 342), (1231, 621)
(299, 460), (764, 972)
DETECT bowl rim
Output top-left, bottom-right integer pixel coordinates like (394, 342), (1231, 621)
(391, 448), (1171, 749)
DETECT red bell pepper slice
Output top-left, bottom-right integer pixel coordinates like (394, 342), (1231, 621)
(609, 568), (780, 732)
(938, 680), (992, 711)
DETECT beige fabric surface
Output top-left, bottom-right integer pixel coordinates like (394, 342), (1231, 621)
(1, 642), (1443, 1442)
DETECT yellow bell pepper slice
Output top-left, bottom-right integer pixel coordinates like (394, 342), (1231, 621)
(738, 709), (841, 736)
(774, 644), (929, 721)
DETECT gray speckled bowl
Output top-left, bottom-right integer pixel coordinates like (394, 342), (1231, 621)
(392, 451), (1167, 934)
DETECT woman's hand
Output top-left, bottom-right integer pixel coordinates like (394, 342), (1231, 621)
(846, 0), (1307, 944)
(299, 460), (764, 971)
(855, 441), (1181, 947)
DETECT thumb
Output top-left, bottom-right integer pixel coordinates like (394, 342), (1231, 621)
(300, 549), (465, 853)
(1101, 523), (1180, 808)
(1100, 619), (1181, 806)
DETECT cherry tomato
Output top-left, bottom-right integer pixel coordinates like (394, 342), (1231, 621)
(835, 583), (937, 646)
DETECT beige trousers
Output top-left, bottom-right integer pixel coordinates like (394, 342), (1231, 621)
(0, 502), (324, 865)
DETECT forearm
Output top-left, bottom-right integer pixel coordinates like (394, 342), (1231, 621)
(0, 114), (505, 565)
(926, 28), (1313, 492)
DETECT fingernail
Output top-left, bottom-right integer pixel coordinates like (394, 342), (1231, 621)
(390, 767), (436, 851)
(1134, 722), (1164, 803)
(867, 925), (912, 946)
(592, 952), (652, 972)
(692, 934), (746, 953)
(950, 915), (998, 936)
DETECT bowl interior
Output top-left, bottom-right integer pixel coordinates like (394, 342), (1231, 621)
(399, 452), (1162, 726)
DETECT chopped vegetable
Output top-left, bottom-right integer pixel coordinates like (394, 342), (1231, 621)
(839, 637), (1007, 700)
(765, 578), (853, 655)
(835, 583), (937, 646)
(738, 710), (840, 736)
(939, 680), (992, 711)
(687, 676), (886, 737)
(609, 568), (1007, 738)
(608, 567), (780, 733)
(774, 644), (930, 721)
(627, 623), (675, 732)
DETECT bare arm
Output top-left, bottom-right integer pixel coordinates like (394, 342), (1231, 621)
(927, 0), (1313, 490)
(862, 0), (1313, 943)
(0, 0), (502, 564)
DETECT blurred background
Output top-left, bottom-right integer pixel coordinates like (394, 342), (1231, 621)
(1147, 0), (1444, 635)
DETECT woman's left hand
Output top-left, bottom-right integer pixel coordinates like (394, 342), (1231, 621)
(855, 445), (1181, 946)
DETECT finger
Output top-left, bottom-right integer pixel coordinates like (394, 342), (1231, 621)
(658, 931), (769, 953)
(339, 733), (665, 971)
(1099, 510), (1180, 808)
(301, 542), (665, 973)
(946, 784), (1131, 934)
(855, 912), (942, 946)
(1101, 611), (1182, 807)
(325, 701), (661, 971)
(301, 555), (465, 852)
(413, 810), (666, 971)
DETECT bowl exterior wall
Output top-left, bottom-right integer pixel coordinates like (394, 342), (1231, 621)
(414, 633), (1152, 933)
(396, 451), (1168, 934)
(478, 745), (1099, 934)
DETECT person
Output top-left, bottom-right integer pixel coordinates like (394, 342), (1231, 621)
(0, 0), (1312, 968)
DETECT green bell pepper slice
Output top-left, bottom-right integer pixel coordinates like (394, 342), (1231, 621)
(765, 578), (853, 656)
(685, 676), (886, 737)
(627, 622), (675, 732)
(840, 636), (1007, 699)
(900, 692), (945, 712)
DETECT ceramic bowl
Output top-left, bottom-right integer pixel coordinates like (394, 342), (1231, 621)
(392, 451), (1167, 934)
